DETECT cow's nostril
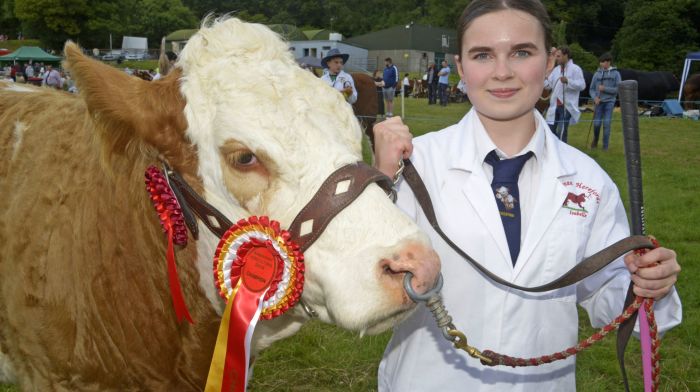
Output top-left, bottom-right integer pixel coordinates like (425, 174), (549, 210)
(380, 259), (402, 275)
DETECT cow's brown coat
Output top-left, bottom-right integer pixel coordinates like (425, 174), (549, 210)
(0, 44), (218, 391)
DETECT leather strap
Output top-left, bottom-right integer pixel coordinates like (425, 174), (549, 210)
(401, 158), (654, 292)
(165, 162), (392, 254)
(617, 283), (638, 391)
(288, 162), (393, 253)
(166, 168), (233, 240)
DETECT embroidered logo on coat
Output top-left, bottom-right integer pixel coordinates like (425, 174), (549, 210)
(561, 180), (601, 218)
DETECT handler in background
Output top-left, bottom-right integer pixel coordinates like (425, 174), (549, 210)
(544, 46), (585, 143)
(589, 52), (621, 150)
(320, 48), (357, 105)
(373, 0), (682, 390)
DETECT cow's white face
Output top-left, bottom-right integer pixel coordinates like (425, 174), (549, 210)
(177, 18), (439, 340)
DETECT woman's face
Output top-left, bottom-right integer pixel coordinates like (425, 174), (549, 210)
(456, 9), (548, 124)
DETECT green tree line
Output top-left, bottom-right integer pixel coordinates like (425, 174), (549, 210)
(1, 0), (698, 73)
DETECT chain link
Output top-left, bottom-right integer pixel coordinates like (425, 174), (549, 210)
(403, 272), (492, 363)
(387, 159), (405, 203)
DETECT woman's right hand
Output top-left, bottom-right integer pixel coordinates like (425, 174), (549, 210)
(373, 117), (413, 178)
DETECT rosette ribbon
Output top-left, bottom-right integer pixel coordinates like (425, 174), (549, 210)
(145, 166), (193, 324)
(205, 216), (304, 392)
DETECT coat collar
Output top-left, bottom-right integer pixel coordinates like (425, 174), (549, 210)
(446, 109), (576, 275)
(445, 109), (575, 176)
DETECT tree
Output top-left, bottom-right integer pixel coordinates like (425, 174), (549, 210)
(14, 0), (91, 48)
(613, 0), (699, 72)
(0, 0), (21, 38)
(136, 0), (197, 45)
(13, 0), (196, 50)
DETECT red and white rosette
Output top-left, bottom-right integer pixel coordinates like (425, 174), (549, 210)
(205, 216), (304, 392)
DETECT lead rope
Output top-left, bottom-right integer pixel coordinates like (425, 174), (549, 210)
(404, 236), (661, 390)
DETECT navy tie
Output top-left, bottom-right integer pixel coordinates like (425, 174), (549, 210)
(485, 150), (533, 265)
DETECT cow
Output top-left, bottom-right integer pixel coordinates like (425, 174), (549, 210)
(350, 72), (378, 147)
(682, 73), (700, 109)
(563, 192), (587, 210)
(0, 18), (440, 391)
(618, 69), (680, 105)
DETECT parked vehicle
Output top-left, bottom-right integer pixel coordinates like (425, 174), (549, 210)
(125, 52), (146, 61)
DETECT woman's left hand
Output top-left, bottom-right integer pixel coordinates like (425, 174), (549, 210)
(624, 247), (680, 300)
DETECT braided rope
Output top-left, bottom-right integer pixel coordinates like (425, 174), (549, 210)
(477, 237), (662, 392)
(480, 296), (644, 367)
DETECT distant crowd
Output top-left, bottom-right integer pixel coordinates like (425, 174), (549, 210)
(2, 62), (76, 92)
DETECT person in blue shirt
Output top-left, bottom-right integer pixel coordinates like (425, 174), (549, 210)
(438, 60), (451, 106)
(589, 52), (621, 151)
(382, 57), (399, 117)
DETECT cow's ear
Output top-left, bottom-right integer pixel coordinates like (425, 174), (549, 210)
(63, 42), (190, 163)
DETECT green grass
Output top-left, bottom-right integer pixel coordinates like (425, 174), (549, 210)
(111, 59), (159, 71)
(2, 99), (698, 391)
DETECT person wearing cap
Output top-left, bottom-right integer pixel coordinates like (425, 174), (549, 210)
(320, 48), (357, 104)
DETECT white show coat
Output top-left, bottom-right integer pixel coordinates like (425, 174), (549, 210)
(378, 109), (682, 391)
(544, 59), (586, 125)
(321, 69), (357, 104)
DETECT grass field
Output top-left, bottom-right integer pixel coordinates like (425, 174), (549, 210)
(2, 98), (697, 391)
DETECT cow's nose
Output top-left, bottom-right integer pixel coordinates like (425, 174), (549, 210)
(379, 243), (440, 295)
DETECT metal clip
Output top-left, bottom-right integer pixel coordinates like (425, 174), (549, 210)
(392, 159), (405, 185)
(448, 329), (493, 365)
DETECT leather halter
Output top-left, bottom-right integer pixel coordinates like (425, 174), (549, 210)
(163, 161), (394, 315)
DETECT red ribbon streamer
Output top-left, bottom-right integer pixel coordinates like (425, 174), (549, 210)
(221, 283), (264, 391)
(166, 225), (193, 324)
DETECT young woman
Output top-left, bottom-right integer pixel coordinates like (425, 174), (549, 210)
(373, 1), (682, 390)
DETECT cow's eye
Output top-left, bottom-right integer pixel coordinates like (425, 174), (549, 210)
(229, 150), (258, 168)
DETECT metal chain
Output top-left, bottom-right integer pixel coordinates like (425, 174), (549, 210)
(388, 159), (405, 203)
(403, 273), (493, 364)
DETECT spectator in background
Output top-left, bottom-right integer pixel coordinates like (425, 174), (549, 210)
(373, 69), (385, 116)
(402, 73), (411, 96)
(10, 63), (17, 82)
(320, 48), (357, 104)
(438, 59), (450, 106)
(589, 52), (621, 151)
(544, 46), (585, 143)
(426, 61), (439, 105)
(43, 64), (62, 89)
(382, 57), (399, 117)
(24, 62), (35, 82)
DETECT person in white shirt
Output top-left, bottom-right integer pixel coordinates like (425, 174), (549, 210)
(372, 1), (682, 391)
(438, 59), (451, 106)
(402, 73), (411, 96)
(544, 46), (585, 143)
(320, 48), (357, 104)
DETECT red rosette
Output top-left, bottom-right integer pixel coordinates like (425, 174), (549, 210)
(212, 216), (305, 320)
(145, 166), (188, 246)
(145, 165), (193, 323)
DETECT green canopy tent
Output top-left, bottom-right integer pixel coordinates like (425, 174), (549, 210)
(0, 46), (62, 64)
